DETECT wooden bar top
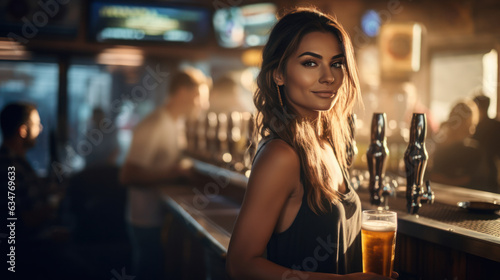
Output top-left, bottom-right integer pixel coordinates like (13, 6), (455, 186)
(162, 184), (238, 258)
(160, 160), (500, 263)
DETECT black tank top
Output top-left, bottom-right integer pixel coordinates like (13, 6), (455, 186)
(258, 139), (363, 274)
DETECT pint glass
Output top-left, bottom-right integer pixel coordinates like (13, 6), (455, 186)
(361, 210), (397, 277)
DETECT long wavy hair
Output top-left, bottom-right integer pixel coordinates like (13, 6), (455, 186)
(254, 7), (361, 214)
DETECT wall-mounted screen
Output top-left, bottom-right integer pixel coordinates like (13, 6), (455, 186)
(88, 1), (211, 44)
(0, 0), (81, 39)
(213, 3), (277, 48)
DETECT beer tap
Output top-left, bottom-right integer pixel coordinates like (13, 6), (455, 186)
(404, 113), (435, 214)
(366, 113), (389, 207)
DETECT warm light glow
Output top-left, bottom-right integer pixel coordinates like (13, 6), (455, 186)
(231, 127), (241, 142)
(199, 83), (210, 111)
(218, 113), (228, 141)
(0, 39), (31, 60)
(240, 68), (257, 92)
(234, 162), (244, 172)
(207, 112), (218, 123)
(483, 49), (498, 118)
(222, 153), (232, 163)
(411, 23), (422, 72)
(97, 47), (144, 66)
(125, 15), (179, 36)
(241, 49), (262, 66)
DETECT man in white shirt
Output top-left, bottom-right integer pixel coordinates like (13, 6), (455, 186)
(120, 68), (209, 279)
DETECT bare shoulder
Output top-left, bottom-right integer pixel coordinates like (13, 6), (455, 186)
(253, 139), (300, 172)
(248, 139), (301, 194)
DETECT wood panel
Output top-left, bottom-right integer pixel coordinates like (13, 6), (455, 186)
(395, 233), (500, 280)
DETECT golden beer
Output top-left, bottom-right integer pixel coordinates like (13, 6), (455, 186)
(361, 211), (397, 277)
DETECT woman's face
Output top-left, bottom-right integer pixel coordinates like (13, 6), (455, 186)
(275, 31), (345, 118)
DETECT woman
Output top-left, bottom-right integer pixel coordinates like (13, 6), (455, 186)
(226, 7), (396, 280)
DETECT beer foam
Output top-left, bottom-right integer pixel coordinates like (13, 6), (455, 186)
(362, 220), (397, 232)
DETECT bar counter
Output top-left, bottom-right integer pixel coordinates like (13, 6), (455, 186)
(162, 159), (500, 279)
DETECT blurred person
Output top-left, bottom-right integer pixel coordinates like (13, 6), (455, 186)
(119, 68), (209, 279)
(471, 94), (500, 192)
(0, 102), (77, 279)
(0, 102), (49, 242)
(430, 99), (482, 188)
(83, 107), (119, 167)
(64, 106), (129, 275)
(226, 7), (396, 280)
(209, 74), (252, 113)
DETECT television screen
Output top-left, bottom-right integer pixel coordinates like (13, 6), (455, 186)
(88, 1), (211, 44)
(0, 0), (81, 39)
(213, 3), (277, 48)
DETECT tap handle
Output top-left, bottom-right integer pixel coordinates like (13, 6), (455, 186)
(370, 113), (387, 142)
(421, 180), (435, 204)
(406, 183), (422, 214)
(367, 113), (389, 206)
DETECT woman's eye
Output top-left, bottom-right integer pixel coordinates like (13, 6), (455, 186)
(302, 60), (317, 67)
(331, 61), (343, 68)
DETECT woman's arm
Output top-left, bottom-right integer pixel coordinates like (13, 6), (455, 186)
(226, 139), (393, 280)
(227, 139), (303, 280)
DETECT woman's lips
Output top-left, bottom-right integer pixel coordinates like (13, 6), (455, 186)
(312, 91), (335, 98)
